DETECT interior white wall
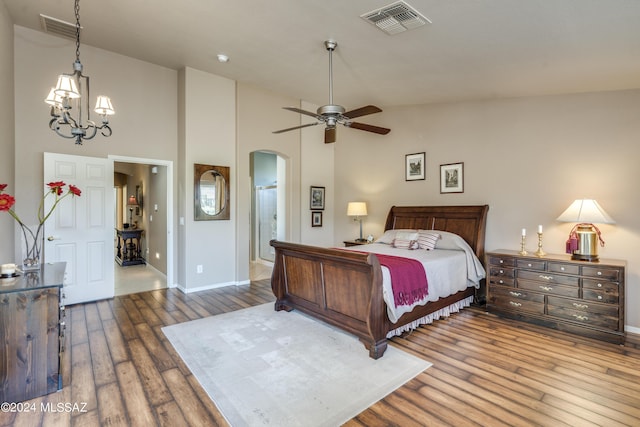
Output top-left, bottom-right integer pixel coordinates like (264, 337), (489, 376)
(180, 67), (236, 291)
(299, 101), (335, 247)
(334, 90), (640, 330)
(0, 4), (14, 262)
(236, 83), (302, 283)
(12, 26), (178, 281)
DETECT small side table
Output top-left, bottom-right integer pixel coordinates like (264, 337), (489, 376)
(343, 240), (370, 247)
(116, 228), (146, 266)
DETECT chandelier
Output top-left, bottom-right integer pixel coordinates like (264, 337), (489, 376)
(44, 0), (114, 145)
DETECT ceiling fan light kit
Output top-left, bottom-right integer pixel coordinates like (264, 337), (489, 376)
(273, 40), (390, 144)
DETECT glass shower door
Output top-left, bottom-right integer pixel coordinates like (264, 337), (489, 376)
(256, 185), (277, 262)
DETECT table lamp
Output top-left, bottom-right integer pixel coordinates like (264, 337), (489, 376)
(347, 202), (368, 242)
(127, 195), (138, 228)
(556, 199), (615, 261)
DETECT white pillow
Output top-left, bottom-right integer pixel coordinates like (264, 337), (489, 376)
(417, 230), (441, 250)
(375, 229), (417, 244)
(434, 230), (474, 252)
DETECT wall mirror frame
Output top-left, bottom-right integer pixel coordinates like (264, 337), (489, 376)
(194, 163), (230, 220)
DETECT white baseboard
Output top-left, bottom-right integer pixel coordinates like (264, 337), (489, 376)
(626, 325), (640, 335)
(176, 280), (249, 294)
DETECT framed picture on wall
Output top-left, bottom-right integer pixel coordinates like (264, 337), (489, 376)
(310, 186), (325, 210)
(312, 211), (323, 227)
(405, 152), (426, 181)
(440, 162), (464, 193)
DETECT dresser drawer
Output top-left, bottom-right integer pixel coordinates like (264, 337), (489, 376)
(547, 262), (579, 275)
(516, 259), (546, 270)
(547, 297), (619, 330)
(489, 276), (515, 286)
(488, 255), (515, 267)
(518, 279), (579, 298)
(491, 296), (545, 315)
(518, 270), (579, 287)
(582, 266), (620, 281)
(490, 285), (544, 303)
(583, 288), (618, 304)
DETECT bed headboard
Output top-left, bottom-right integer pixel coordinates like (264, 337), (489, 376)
(384, 205), (489, 260)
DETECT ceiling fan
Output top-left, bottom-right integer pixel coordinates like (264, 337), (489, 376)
(273, 40), (391, 144)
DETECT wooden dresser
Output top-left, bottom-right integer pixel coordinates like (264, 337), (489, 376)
(486, 250), (625, 344)
(0, 263), (66, 402)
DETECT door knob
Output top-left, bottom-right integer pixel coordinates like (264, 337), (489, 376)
(47, 236), (60, 241)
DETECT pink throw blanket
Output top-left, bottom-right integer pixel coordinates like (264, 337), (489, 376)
(375, 253), (429, 307)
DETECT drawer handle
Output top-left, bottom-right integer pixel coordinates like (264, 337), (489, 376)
(573, 314), (589, 321)
(499, 269), (504, 274)
(597, 283), (603, 288)
(539, 275), (553, 280)
(572, 303), (589, 309)
(499, 260), (504, 264)
(499, 280), (504, 284)
(509, 301), (522, 307)
(560, 267), (565, 271)
(597, 296), (603, 300)
(597, 271), (602, 276)
(509, 291), (522, 297)
(539, 285), (553, 291)
(527, 263), (532, 267)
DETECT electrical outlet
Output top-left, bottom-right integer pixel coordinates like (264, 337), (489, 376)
(196, 265), (203, 274)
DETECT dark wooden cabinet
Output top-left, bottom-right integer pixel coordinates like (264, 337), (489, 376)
(0, 263), (66, 402)
(343, 240), (370, 247)
(486, 250), (625, 344)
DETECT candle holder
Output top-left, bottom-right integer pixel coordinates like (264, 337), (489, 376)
(535, 232), (546, 257)
(519, 235), (527, 255)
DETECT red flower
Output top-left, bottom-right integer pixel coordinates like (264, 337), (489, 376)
(69, 185), (81, 197)
(47, 181), (66, 196)
(0, 184), (7, 192)
(0, 193), (15, 211)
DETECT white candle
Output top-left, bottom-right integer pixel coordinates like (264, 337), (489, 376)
(538, 225), (543, 234)
(522, 228), (526, 237)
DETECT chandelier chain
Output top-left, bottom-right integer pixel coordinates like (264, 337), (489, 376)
(74, 0), (81, 63)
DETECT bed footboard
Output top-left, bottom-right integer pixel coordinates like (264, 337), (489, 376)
(270, 240), (388, 359)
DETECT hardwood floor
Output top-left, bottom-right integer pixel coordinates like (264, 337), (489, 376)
(2, 280), (639, 426)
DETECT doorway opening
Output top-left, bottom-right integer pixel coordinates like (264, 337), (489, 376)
(111, 156), (174, 295)
(250, 151), (285, 281)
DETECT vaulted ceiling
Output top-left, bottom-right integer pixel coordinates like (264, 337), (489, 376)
(5, 0), (640, 108)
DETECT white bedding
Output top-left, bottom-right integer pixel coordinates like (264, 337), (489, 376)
(342, 233), (485, 324)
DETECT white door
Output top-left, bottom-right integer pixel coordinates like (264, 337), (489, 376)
(44, 152), (114, 304)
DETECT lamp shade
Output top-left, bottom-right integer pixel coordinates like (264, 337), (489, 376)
(128, 195), (138, 206)
(347, 202), (367, 217)
(54, 75), (80, 99)
(94, 96), (115, 115)
(556, 199), (615, 224)
(44, 88), (64, 107)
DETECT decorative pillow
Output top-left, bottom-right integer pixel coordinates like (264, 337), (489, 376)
(375, 229), (417, 244)
(391, 231), (419, 250)
(417, 230), (441, 250)
(434, 230), (474, 252)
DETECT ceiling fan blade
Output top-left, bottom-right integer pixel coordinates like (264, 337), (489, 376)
(346, 122), (391, 135)
(283, 107), (320, 119)
(325, 127), (336, 143)
(342, 105), (382, 119)
(273, 122), (319, 134)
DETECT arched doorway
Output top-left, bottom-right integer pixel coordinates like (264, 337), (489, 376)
(250, 151), (285, 281)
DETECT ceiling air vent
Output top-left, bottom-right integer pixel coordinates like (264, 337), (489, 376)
(39, 14), (79, 40)
(361, 1), (431, 35)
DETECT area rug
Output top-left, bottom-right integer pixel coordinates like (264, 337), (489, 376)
(162, 303), (431, 427)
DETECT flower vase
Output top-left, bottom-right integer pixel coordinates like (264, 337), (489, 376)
(20, 224), (43, 272)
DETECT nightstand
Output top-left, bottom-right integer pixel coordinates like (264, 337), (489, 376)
(343, 240), (370, 247)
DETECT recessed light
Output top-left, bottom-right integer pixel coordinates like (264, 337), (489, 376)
(217, 54), (229, 63)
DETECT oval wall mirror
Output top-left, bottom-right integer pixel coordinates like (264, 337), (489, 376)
(194, 163), (230, 220)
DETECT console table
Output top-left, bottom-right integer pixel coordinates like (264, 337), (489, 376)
(0, 262), (66, 402)
(115, 228), (145, 266)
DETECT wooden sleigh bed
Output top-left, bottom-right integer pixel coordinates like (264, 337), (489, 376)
(270, 205), (489, 359)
